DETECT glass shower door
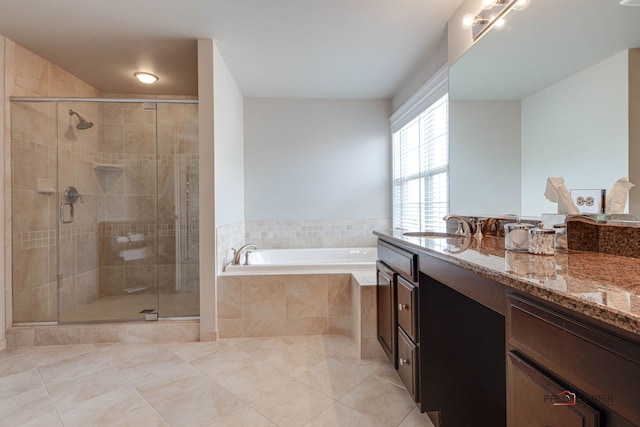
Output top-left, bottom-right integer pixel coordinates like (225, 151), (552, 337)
(57, 101), (159, 323)
(156, 102), (200, 318)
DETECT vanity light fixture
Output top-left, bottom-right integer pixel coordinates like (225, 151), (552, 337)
(134, 72), (159, 84)
(463, 0), (529, 40)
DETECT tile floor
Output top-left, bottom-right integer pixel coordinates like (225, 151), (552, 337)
(0, 335), (435, 426)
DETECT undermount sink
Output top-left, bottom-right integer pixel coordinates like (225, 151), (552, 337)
(402, 231), (465, 238)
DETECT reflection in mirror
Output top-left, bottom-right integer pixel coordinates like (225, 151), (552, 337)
(449, 0), (640, 216)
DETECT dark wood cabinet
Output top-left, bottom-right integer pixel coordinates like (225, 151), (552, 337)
(508, 352), (600, 427)
(375, 234), (640, 427)
(376, 261), (395, 361)
(376, 240), (420, 403)
(507, 293), (640, 426)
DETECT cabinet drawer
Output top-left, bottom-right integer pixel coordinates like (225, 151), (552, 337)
(508, 352), (600, 427)
(397, 327), (418, 402)
(397, 276), (418, 342)
(508, 294), (640, 423)
(378, 241), (417, 282)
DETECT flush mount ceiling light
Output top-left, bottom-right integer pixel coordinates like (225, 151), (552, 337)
(134, 72), (159, 84)
(620, 0), (640, 6)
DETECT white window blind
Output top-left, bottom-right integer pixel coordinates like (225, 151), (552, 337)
(392, 93), (449, 232)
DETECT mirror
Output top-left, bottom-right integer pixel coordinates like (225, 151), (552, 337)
(449, 0), (640, 216)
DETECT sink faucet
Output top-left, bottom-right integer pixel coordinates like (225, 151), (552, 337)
(443, 215), (472, 236)
(233, 244), (257, 265)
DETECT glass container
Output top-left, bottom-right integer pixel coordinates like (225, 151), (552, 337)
(504, 221), (534, 251)
(528, 224), (556, 255)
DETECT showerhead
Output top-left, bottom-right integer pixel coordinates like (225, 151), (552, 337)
(68, 109), (94, 130)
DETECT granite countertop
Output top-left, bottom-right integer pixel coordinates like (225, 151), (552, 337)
(374, 229), (640, 336)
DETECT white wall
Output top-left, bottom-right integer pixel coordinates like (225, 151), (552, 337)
(244, 98), (391, 221)
(521, 51), (629, 216)
(392, 30), (449, 113)
(449, 100), (521, 215)
(213, 46), (244, 227)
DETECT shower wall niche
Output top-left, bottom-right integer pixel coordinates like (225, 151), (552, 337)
(10, 99), (199, 324)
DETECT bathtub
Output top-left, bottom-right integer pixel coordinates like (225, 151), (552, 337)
(224, 247), (377, 273)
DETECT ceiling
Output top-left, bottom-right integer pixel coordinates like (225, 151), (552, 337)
(0, 0), (463, 98)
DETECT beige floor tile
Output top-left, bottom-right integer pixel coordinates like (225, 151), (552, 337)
(304, 401), (387, 427)
(232, 336), (306, 360)
(250, 378), (335, 427)
(56, 385), (162, 427)
(0, 353), (35, 379)
(115, 348), (185, 382)
(190, 346), (255, 377)
(38, 350), (111, 385)
(214, 359), (291, 402)
(133, 362), (213, 406)
(46, 366), (130, 411)
(0, 368), (43, 400)
(96, 342), (166, 364)
(0, 346), (30, 361)
(263, 343), (328, 376)
(166, 341), (230, 362)
(0, 335), (417, 427)
(29, 343), (97, 367)
(339, 376), (417, 426)
(209, 405), (276, 427)
(296, 357), (375, 399)
(152, 381), (244, 427)
(303, 335), (359, 358)
(399, 407), (436, 427)
(0, 387), (59, 426)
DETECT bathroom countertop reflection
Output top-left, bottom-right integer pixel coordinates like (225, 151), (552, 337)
(375, 229), (640, 336)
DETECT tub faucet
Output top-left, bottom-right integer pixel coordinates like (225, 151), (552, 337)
(443, 215), (472, 236)
(233, 244), (257, 265)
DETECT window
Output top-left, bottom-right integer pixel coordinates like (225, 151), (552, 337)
(391, 73), (448, 232)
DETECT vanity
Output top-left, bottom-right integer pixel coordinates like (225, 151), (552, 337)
(374, 229), (640, 427)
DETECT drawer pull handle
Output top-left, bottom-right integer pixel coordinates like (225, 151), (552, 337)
(399, 358), (410, 366)
(398, 303), (408, 311)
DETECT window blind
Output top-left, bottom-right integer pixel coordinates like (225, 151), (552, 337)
(392, 93), (449, 232)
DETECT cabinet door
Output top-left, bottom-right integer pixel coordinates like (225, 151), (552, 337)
(508, 352), (600, 427)
(377, 262), (395, 362)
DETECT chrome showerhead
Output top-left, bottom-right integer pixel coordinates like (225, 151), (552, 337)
(68, 109), (94, 130)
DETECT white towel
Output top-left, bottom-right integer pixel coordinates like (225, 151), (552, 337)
(119, 247), (150, 261)
(116, 236), (129, 243)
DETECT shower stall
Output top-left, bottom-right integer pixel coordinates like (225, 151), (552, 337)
(10, 98), (199, 324)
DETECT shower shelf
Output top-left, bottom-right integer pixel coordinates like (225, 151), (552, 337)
(93, 163), (124, 172)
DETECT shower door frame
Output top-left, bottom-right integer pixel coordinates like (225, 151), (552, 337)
(9, 97), (199, 325)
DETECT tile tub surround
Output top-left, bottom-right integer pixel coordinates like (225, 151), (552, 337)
(217, 269), (383, 359)
(375, 229), (640, 336)
(0, 335), (434, 426)
(245, 218), (391, 249)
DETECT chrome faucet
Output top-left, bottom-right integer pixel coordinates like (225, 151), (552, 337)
(233, 244), (257, 265)
(443, 214), (473, 236)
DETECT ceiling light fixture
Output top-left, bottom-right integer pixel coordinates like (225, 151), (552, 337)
(462, 0), (529, 40)
(134, 72), (159, 84)
(620, 0), (640, 6)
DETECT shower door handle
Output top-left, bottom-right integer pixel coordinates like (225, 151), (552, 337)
(60, 202), (74, 224)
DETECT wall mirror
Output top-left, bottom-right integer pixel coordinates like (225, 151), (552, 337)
(449, 0), (640, 216)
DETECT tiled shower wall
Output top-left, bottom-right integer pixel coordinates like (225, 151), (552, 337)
(96, 102), (199, 303)
(5, 39), (200, 323)
(6, 40), (101, 323)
